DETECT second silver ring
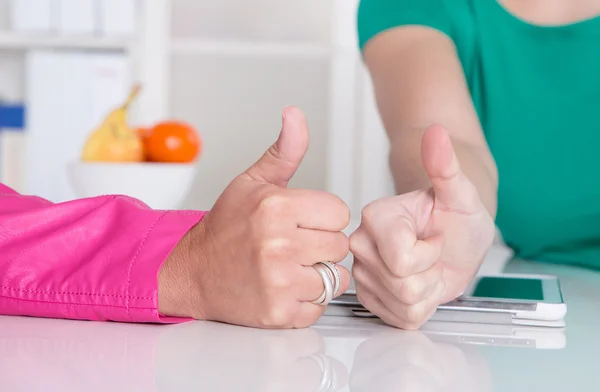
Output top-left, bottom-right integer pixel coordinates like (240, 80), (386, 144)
(312, 264), (334, 306)
(317, 261), (341, 296)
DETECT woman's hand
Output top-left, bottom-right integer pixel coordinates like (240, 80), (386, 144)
(349, 125), (495, 330)
(158, 107), (351, 328)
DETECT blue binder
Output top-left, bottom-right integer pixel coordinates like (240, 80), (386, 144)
(0, 104), (25, 130)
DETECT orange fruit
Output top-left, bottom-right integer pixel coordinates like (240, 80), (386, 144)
(143, 121), (201, 163)
(135, 126), (153, 139)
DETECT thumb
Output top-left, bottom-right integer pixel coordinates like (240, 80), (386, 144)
(421, 125), (475, 210)
(244, 106), (309, 187)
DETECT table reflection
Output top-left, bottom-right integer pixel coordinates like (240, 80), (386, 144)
(348, 329), (493, 392)
(0, 316), (348, 392)
(0, 314), (567, 392)
(0, 316), (161, 392)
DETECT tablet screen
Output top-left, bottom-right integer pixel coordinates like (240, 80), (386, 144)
(459, 276), (565, 303)
(468, 276), (544, 301)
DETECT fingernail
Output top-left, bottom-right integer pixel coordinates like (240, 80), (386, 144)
(282, 105), (292, 121)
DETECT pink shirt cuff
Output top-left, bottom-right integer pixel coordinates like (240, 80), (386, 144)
(125, 210), (206, 324)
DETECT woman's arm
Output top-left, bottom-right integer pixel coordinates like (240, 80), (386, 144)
(363, 27), (499, 218)
(0, 107), (353, 330)
(0, 182), (204, 323)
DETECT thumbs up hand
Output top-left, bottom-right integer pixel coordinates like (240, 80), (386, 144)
(349, 125), (495, 330)
(158, 107), (351, 328)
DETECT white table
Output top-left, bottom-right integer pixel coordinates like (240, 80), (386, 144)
(1, 258), (598, 392)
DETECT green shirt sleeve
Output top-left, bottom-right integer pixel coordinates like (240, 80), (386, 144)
(357, 0), (452, 51)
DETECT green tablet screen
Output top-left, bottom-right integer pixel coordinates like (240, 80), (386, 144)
(469, 277), (545, 301)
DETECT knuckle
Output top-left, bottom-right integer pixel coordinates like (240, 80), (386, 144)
(405, 303), (428, 326)
(348, 228), (359, 243)
(361, 197), (394, 224)
(257, 237), (291, 262)
(258, 303), (292, 328)
(355, 286), (371, 309)
(360, 203), (377, 223)
(348, 229), (366, 255)
(355, 288), (382, 321)
(256, 193), (289, 218)
(257, 258), (291, 290)
(351, 259), (367, 283)
(349, 230), (375, 263)
(389, 254), (412, 277)
(397, 279), (423, 305)
(399, 320), (423, 331)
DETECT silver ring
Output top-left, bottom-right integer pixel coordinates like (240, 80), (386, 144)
(307, 354), (337, 392)
(317, 261), (341, 296)
(312, 264), (334, 306)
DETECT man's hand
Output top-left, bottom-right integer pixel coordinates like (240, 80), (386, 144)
(349, 125), (495, 329)
(159, 106), (351, 328)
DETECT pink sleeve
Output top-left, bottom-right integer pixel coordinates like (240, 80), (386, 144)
(0, 182), (206, 324)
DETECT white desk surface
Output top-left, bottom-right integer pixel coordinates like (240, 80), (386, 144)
(1, 257), (598, 392)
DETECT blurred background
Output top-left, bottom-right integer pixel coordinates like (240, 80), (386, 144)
(0, 0), (393, 220)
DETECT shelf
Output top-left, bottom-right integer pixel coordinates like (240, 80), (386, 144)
(170, 39), (331, 58)
(0, 33), (131, 51)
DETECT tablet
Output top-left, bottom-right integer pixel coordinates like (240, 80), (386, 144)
(327, 274), (567, 327)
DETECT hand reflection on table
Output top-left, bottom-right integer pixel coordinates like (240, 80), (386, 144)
(1, 314), (498, 392)
(0, 316), (347, 392)
(349, 329), (493, 392)
(155, 321), (348, 392)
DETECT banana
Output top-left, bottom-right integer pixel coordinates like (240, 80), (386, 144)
(81, 84), (144, 163)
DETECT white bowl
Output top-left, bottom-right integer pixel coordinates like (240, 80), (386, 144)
(67, 161), (197, 210)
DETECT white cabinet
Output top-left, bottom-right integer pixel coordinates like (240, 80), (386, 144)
(97, 0), (137, 37)
(8, 0), (54, 33)
(55, 0), (96, 35)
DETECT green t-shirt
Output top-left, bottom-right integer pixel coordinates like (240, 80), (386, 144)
(358, 0), (600, 270)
